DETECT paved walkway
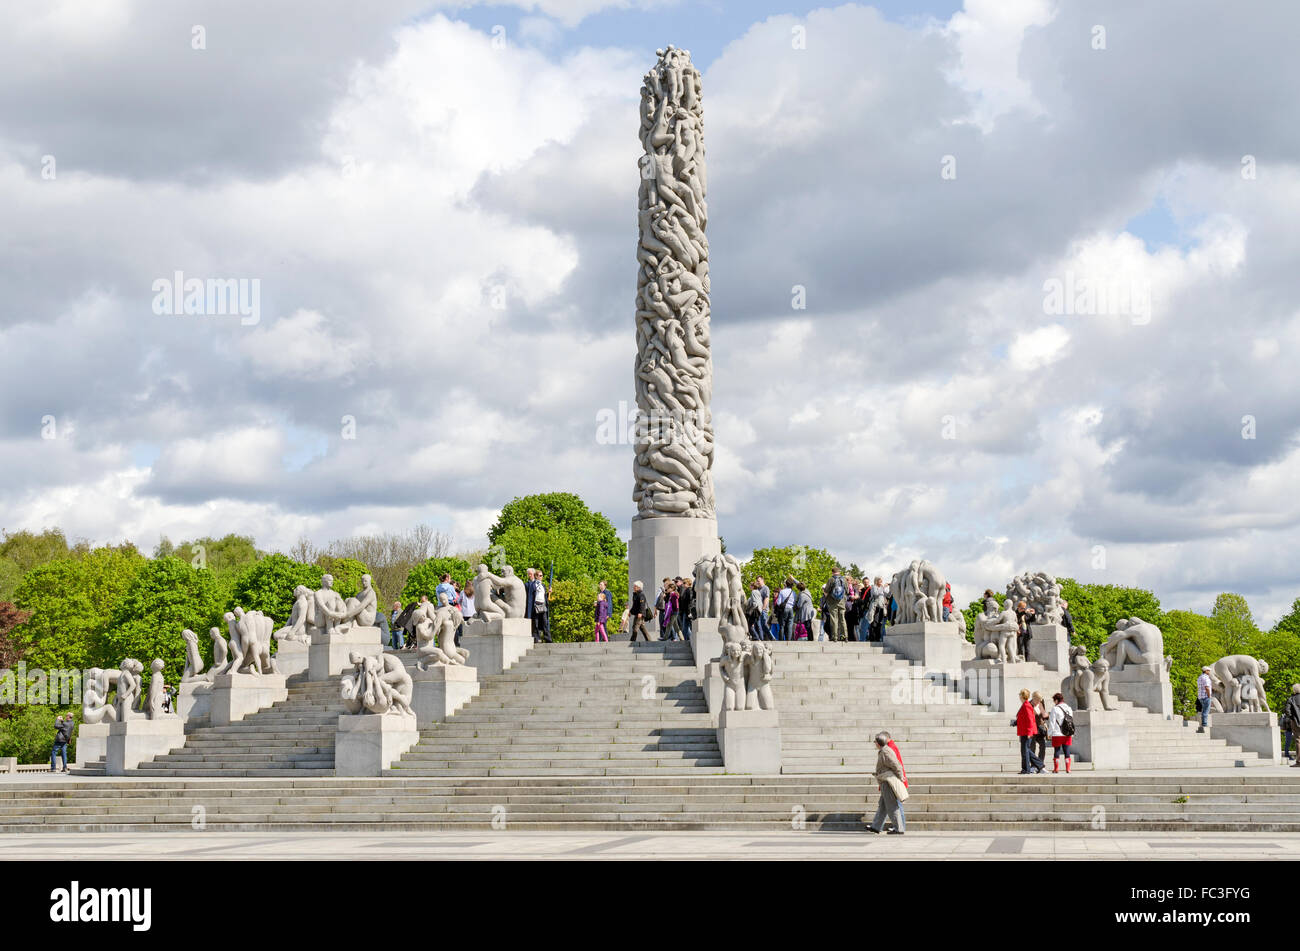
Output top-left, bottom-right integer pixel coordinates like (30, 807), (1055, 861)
(3, 830), (1299, 860)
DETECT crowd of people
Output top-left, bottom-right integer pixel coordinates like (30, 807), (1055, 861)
(1013, 688), (1077, 774)
(389, 568), (558, 648)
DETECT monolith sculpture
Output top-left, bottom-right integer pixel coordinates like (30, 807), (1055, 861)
(629, 45), (721, 611)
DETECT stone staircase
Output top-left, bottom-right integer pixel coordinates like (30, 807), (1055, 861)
(770, 642), (1268, 773)
(388, 641), (723, 776)
(3, 774), (1299, 832)
(128, 680), (345, 777)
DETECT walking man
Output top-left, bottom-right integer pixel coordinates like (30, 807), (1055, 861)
(629, 581), (651, 643)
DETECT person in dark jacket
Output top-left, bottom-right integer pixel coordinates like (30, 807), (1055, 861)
(1283, 684), (1300, 765)
(1014, 601), (1037, 661)
(628, 581), (651, 643)
(679, 578), (695, 644)
(1060, 599), (1077, 644)
(50, 715), (72, 773)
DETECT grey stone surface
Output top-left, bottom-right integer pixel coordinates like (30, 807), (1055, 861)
(689, 616), (722, 679)
(81, 667), (118, 725)
(458, 617), (533, 677)
(1072, 709), (1130, 769)
(105, 717), (185, 775)
(633, 45), (714, 522)
(716, 708), (782, 774)
(334, 713), (419, 777)
(1026, 622), (1069, 672)
(629, 518), (721, 632)
(886, 620), (964, 679)
(177, 680), (211, 727)
(210, 672), (288, 727)
(273, 585), (312, 644)
(1210, 712), (1281, 763)
(73, 722), (110, 767)
(307, 624), (383, 681)
(1108, 663), (1174, 719)
(960, 659), (1048, 712)
(413, 597), (470, 670)
(272, 638), (309, 680)
(410, 664), (480, 727)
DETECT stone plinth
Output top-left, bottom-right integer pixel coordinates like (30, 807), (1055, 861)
(960, 639), (976, 661)
(1071, 709), (1130, 769)
(690, 617), (723, 679)
(1107, 664), (1173, 719)
(886, 621), (964, 680)
(177, 681), (212, 728)
(210, 673), (287, 727)
(1210, 712), (1281, 764)
(273, 639), (310, 680)
(309, 625), (383, 681)
(459, 617), (533, 677)
(717, 708), (781, 774)
(629, 517), (720, 634)
(411, 665), (479, 727)
(1027, 623), (1070, 672)
(74, 722), (110, 767)
(335, 713), (419, 777)
(106, 717), (185, 774)
(960, 660), (1051, 712)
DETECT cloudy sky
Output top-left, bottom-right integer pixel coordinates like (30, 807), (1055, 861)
(2, 0), (1298, 622)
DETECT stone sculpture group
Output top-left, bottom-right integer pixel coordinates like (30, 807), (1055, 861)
(1062, 645), (1115, 711)
(472, 563), (526, 621)
(413, 594), (471, 671)
(83, 657), (175, 723)
(341, 651), (414, 718)
(692, 552), (744, 626)
(974, 606), (1020, 661)
(888, 560), (947, 625)
(633, 45), (715, 521)
(1005, 571), (1063, 625)
(1100, 618), (1170, 674)
(719, 641), (775, 712)
(1206, 655), (1271, 714)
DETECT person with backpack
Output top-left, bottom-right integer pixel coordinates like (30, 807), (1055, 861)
(1281, 684), (1300, 764)
(823, 568), (848, 642)
(1015, 688), (1045, 774)
(50, 715), (72, 773)
(775, 577), (797, 642)
(795, 581), (815, 640)
(1047, 691), (1074, 772)
(745, 581), (764, 640)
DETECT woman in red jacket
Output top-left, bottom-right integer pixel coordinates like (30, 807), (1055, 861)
(1015, 688), (1045, 774)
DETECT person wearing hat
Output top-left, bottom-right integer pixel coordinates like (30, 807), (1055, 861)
(1196, 665), (1215, 733)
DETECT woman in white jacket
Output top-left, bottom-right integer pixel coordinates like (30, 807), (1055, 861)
(1047, 691), (1073, 773)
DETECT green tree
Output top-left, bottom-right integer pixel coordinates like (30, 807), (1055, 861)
(742, 546), (841, 603)
(228, 554), (323, 625)
(402, 557), (473, 604)
(549, 579), (596, 642)
(1056, 579), (1162, 660)
(0, 558), (22, 603)
(156, 534), (262, 579)
(0, 529), (72, 573)
(494, 526), (585, 582)
(1159, 609), (1221, 718)
(102, 558), (226, 686)
(488, 493), (626, 570)
(1209, 593), (1259, 657)
(11, 548), (147, 671)
(314, 556), (372, 601)
(1253, 599), (1300, 716)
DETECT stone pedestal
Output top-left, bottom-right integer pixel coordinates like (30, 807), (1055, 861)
(1107, 664), (1173, 718)
(459, 617), (533, 677)
(177, 680), (212, 728)
(629, 517), (719, 634)
(74, 722), (110, 767)
(1210, 712), (1281, 764)
(960, 660), (1049, 712)
(309, 625), (383, 681)
(335, 713), (419, 777)
(106, 717), (185, 774)
(411, 665), (479, 727)
(690, 617), (723, 679)
(210, 673), (287, 727)
(703, 661), (723, 726)
(717, 708), (782, 774)
(886, 621), (964, 680)
(1072, 709), (1130, 769)
(960, 639), (976, 661)
(273, 639), (310, 680)
(1027, 623), (1070, 672)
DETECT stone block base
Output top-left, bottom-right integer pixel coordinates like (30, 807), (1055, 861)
(1108, 666), (1173, 719)
(106, 717), (186, 774)
(309, 626), (383, 681)
(1210, 712), (1281, 763)
(703, 661), (723, 725)
(211, 673), (287, 727)
(273, 639), (310, 680)
(690, 617), (723, 679)
(1072, 709), (1130, 769)
(74, 722), (110, 767)
(411, 665), (479, 727)
(1027, 623), (1070, 672)
(459, 617), (533, 677)
(628, 517), (720, 635)
(717, 708), (782, 774)
(960, 660), (1053, 712)
(885, 621), (963, 679)
(335, 713), (419, 776)
(177, 680), (212, 728)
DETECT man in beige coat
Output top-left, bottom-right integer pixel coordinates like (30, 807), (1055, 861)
(867, 731), (908, 834)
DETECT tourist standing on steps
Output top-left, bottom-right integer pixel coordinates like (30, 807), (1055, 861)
(1014, 600), (1036, 660)
(459, 584), (476, 645)
(628, 581), (651, 643)
(866, 731), (907, 834)
(1283, 684), (1300, 765)
(745, 581), (764, 640)
(389, 601), (404, 650)
(776, 577), (796, 642)
(1048, 692), (1073, 773)
(942, 582), (953, 622)
(1015, 688), (1045, 774)
(532, 569), (552, 643)
(1030, 691), (1048, 765)
(795, 581), (815, 641)
(755, 576), (771, 642)
(1196, 665), (1214, 733)
(661, 581), (679, 641)
(50, 714), (71, 773)
(679, 578), (694, 644)
(593, 586), (611, 642)
(823, 568), (848, 642)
